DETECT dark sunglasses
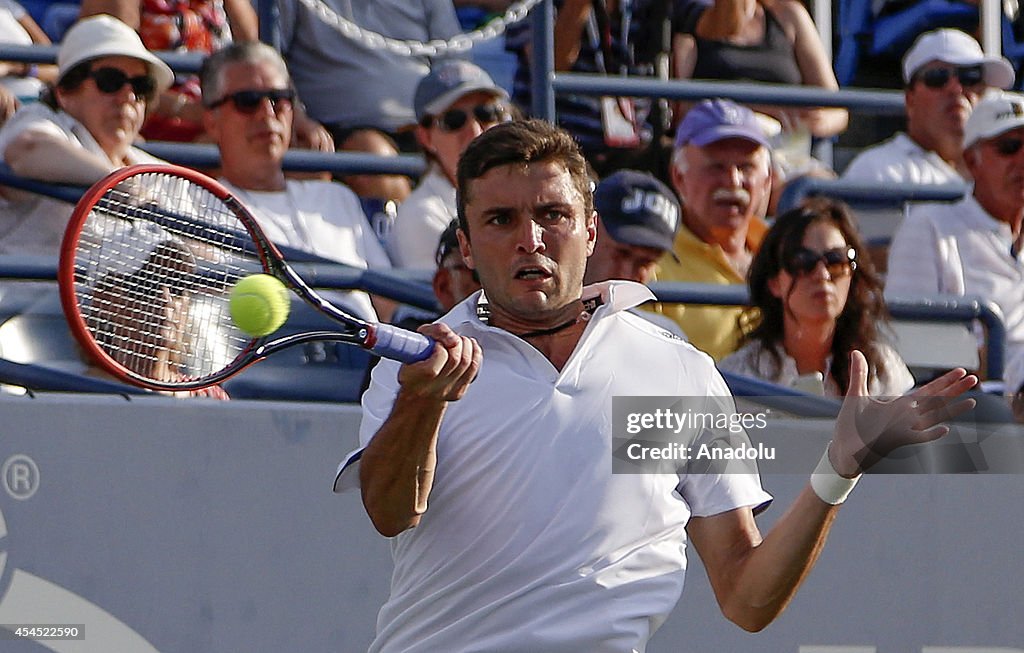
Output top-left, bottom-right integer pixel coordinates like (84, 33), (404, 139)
(207, 88), (296, 114)
(991, 136), (1024, 157)
(785, 247), (857, 278)
(915, 65), (985, 89)
(423, 103), (507, 132)
(89, 67), (156, 99)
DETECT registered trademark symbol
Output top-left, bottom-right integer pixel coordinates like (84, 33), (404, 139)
(2, 454), (39, 500)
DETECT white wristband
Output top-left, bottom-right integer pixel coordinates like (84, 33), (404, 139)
(810, 446), (861, 505)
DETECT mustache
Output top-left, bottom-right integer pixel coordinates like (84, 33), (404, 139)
(712, 188), (751, 204)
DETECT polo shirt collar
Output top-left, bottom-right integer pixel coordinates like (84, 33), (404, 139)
(447, 280), (655, 333)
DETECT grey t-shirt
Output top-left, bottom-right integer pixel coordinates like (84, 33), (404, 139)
(278, 0), (461, 131)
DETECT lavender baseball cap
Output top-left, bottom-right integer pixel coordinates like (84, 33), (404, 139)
(674, 99), (771, 150)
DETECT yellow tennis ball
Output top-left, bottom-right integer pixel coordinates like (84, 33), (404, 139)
(229, 274), (290, 337)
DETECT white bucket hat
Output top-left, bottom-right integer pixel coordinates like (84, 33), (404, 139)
(57, 15), (174, 94)
(902, 28), (1015, 89)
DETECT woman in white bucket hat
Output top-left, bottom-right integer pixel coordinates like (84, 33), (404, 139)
(0, 14), (173, 258)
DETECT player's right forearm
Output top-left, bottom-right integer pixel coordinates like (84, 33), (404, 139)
(359, 392), (447, 537)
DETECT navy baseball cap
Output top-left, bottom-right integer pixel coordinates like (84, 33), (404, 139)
(594, 170), (681, 256)
(674, 98), (771, 149)
(414, 60), (508, 122)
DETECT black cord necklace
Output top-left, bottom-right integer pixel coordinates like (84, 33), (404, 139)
(516, 312), (591, 339)
(476, 295), (604, 339)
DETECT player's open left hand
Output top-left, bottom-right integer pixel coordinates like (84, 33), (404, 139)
(831, 350), (978, 477)
(397, 323), (481, 403)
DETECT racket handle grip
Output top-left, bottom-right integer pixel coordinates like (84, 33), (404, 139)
(370, 324), (435, 363)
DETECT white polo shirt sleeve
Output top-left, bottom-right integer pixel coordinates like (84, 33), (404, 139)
(675, 367), (773, 517)
(333, 356), (400, 492)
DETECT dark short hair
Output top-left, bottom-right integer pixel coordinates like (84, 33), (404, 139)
(745, 197), (890, 393)
(455, 119), (592, 236)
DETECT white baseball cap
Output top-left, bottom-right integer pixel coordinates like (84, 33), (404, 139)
(58, 15), (174, 94)
(902, 28), (1014, 89)
(963, 90), (1024, 148)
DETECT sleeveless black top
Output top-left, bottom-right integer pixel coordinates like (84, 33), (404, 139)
(691, 8), (803, 85)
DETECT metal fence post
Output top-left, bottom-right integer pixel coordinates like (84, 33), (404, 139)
(530, 0), (556, 123)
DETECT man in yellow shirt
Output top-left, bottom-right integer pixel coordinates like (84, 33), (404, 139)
(653, 99), (773, 360)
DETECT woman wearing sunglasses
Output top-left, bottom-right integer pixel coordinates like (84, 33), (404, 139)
(719, 198), (914, 396)
(387, 60), (512, 270)
(0, 15), (173, 258)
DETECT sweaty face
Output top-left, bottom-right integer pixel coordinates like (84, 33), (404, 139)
(57, 55), (150, 161)
(769, 221), (853, 328)
(205, 60), (293, 169)
(673, 138), (771, 243)
(458, 161), (596, 330)
(584, 220), (662, 285)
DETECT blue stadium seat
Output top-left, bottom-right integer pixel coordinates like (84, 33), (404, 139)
(15, 0), (82, 41)
(836, 0), (978, 86)
(41, 2), (80, 41)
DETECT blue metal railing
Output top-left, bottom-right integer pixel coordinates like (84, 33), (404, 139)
(0, 359), (147, 395)
(136, 142), (426, 178)
(777, 177), (968, 213)
(719, 370), (842, 417)
(0, 253), (440, 312)
(648, 283), (1005, 379)
(0, 44), (204, 74)
(550, 74), (907, 114)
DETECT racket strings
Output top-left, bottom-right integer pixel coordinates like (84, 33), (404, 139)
(73, 172), (257, 383)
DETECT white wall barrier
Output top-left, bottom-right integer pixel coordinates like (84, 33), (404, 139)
(0, 394), (1021, 652)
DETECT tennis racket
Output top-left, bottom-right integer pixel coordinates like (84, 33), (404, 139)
(58, 163), (434, 391)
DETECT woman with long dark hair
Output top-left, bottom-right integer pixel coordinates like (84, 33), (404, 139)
(719, 197), (914, 395)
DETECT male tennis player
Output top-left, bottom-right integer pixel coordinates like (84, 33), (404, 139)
(335, 119), (976, 652)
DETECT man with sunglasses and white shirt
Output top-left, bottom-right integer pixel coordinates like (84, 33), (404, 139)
(201, 41), (392, 323)
(886, 91), (1024, 377)
(387, 60), (511, 269)
(0, 15), (172, 258)
(842, 29), (1014, 185)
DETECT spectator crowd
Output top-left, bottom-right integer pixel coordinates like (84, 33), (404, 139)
(0, 0), (1021, 407)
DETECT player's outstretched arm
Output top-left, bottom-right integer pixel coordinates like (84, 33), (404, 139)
(359, 323), (481, 537)
(687, 351), (978, 632)
(830, 350), (977, 477)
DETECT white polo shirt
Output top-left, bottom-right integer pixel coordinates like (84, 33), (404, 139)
(336, 280), (772, 653)
(222, 178), (392, 322)
(841, 132), (964, 185)
(885, 193), (1024, 364)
